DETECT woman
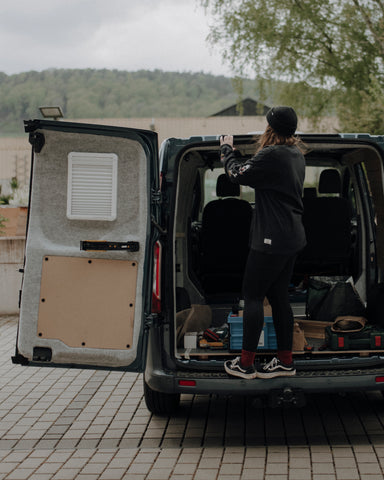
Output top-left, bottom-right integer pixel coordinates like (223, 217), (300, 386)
(221, 106), (306, 379)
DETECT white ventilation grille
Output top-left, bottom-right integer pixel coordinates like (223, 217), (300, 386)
(67, 152), (118, 221)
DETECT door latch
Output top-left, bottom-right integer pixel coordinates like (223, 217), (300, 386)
(80, 241), (139, 252)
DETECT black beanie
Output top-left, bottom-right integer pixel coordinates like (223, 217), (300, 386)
(266, 106), (298, 136)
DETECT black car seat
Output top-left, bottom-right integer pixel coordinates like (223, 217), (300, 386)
(298, 169), (352, 275)
(303, 187), (317, 198)
(200, 174), (253, 296)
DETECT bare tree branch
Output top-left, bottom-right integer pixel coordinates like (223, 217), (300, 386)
(373, 0), (384, 17)
(292, 0), (335, 54)
(352, 0), (384, 56)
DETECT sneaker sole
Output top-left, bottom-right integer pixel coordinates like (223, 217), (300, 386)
(224, 364), (257, 380)
(256, 369), (296, 379)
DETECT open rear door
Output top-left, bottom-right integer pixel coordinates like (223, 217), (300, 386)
(14, 120), (159, 371)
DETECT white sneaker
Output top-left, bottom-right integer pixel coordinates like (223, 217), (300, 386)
(224, 356), (257, 379)
(256, 357), (296, 378)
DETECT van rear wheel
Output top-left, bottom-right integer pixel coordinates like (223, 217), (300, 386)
(143, 380), (180, 415)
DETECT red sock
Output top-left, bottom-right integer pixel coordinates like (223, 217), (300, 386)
(278, 350), (292, 365)
(241, 349), (256, 368)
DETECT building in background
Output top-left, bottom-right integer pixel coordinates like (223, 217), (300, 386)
(210, 98), (270, 116)
(0, 109), (339, 189)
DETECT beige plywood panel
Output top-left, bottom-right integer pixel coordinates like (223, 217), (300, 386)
(38, 256), (137, 349)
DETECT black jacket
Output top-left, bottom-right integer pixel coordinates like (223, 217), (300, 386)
(221, 143), (306, 255)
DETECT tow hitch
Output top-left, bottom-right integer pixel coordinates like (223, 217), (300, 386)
(268, 387), (306, 407)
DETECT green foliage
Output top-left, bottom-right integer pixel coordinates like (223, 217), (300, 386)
(10, 177), (19, 191)
(339, 75), (384, 133)
(0, 214), (7, 235)
(0, 178), (28, 206)
(202, 0), (384, 134)
(0, 69), (270, 135)
(0, 196), (11, 205)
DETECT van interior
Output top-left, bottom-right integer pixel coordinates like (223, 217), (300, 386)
(171, 138), (384, 364)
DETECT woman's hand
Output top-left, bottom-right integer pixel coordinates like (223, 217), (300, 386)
(220, 135), (234, 148)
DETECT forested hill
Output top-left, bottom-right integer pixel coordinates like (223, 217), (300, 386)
(0, 69), (266, 135)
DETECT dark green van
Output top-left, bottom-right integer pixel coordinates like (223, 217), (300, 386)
(13, 119), (384, 414)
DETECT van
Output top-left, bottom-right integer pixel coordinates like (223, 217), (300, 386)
(12, 119), (384, 414)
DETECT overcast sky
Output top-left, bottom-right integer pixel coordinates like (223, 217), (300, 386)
(0, 0), (233, 77)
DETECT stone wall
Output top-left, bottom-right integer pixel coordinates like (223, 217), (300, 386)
(0, 237), (25, 314)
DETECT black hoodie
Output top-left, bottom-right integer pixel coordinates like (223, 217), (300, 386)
(221, 143), (306, 255)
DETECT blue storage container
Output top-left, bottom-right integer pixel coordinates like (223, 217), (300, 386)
(227, 313), (277, 351)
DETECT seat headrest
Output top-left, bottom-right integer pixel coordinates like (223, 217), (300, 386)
(216, 174), (240, 197)
(319, 169), (341, 195)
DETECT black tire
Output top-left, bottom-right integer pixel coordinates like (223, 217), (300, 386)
(143, 380), (180, 415)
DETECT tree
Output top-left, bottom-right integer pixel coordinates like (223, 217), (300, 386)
(0, 69), (270, 135)
(202, 0), (384, 133)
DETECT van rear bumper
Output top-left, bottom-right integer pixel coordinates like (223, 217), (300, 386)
(145, 366), (384, 396)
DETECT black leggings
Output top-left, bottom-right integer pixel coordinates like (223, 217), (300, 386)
(242, 249), (297, 352)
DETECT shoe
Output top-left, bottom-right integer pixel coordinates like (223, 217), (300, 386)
(256, 357), (296, 378)
(224, 356), (257, 379)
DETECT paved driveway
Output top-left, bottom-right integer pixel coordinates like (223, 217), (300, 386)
(1, 315), (384, 479)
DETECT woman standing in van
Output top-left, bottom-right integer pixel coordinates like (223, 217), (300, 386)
(221, 106), (306, 379)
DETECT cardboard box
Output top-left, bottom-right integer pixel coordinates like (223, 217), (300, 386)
(238, 304), (272, 317)
(296, 319), (333, 339)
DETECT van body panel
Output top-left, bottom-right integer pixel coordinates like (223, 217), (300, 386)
(16, 120), (159, 370)
(146, 365), (384, 396)
(14, 121), (384, 412)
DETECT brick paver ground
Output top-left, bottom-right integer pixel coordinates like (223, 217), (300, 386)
(1, 315), (384, 479)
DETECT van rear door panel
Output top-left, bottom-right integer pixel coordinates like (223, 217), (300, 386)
(17, 121), (158, 370)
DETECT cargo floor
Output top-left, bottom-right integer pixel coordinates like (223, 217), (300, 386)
(178, 302), (384, 358)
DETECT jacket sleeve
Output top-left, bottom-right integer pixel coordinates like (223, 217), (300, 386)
(220, 144), (276, 189)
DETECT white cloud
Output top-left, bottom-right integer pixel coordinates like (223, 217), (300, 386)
(0, 0), (232, 76)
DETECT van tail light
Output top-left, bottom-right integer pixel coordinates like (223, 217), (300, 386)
(152, 241), (161, 313)
(179, 380), (196, 387)
(375, 376), (384, 383)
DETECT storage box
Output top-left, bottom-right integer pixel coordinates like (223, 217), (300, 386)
(184, 332), (197, 349)
(325, 325), (384, 350)
(227, 311), (277, 351)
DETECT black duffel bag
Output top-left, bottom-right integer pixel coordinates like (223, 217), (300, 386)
(366, 283), (384, 328)
(307, 276), (366, 323)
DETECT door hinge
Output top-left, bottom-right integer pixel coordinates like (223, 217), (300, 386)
(28, 131), (45, 153)
(151, 189), (162, 205)
(145, 313), (164, 328)
(12, 353), (29, 365)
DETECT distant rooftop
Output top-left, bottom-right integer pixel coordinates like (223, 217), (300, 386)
(210, 97), (270, 117)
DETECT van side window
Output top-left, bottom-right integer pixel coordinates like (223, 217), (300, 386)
(191, 173), (201, 222)
(360, 162), (376, 220)
(304, 166), (344, 198)
(346, 175), (358, 220)
(203, 168), (254, 207)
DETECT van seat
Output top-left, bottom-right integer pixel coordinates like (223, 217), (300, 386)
(303, 187), (317, 198)
(200, 174), (252, 295)
(297, 169), (352, 275)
